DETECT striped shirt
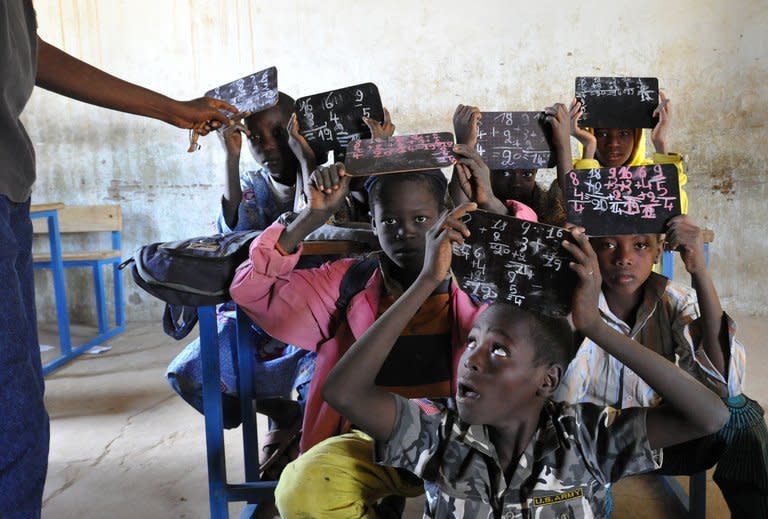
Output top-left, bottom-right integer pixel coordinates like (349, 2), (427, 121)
(555, 272), (745, 408)
(375, 292), (452, 399)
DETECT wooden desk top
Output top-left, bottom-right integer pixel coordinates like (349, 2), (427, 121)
(30, 202), (65, 212)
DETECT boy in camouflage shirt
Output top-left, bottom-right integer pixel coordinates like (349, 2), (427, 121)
(323, 209), (729, 518)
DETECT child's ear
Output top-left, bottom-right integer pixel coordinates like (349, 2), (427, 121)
(536, 364), (562, 399)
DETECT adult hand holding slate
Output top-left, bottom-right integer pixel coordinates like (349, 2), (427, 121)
(575, 76), (659, 129)
(189, 66), (278, 152)
(451, 209), (578, 316)
(564, 163), (681, 235)
(204, 66), (279, 115)
(344, 132), (457, 176)
(294, 83), (384, 158)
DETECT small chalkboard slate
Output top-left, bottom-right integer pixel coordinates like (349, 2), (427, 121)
(295, 83), (384, 157)
(452, 210), (578, 316)
(565, 164), (681, 235)
(343, 132), (456, 176)
(204, 66), (278, 114)
(476, 111), (555, 170)
(575, 76), (659, 129)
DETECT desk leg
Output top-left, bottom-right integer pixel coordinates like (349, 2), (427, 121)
(46, 212), (72, 354)
(200, 305), (229, 519)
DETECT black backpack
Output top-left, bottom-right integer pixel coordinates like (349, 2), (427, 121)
(120, 230), (262, 339)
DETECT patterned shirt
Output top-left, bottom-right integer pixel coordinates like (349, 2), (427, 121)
(376, 395), (661, 518)
(555, 273), (745, 408)
(217, 168), (294, 233)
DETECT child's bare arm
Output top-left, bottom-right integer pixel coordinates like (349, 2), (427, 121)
(543, 103), (572, 193)
(323, 203), (476, 441)
(451, 145), (507, 215)
(651, 91), (672, 154)
(287, 112), (318, 190)
(564, 229), (729, 449)
(665, 215), (727, 375)
(277, 163), (350, 253)
(569, 99), (596, 160)
(220, 125), (245, 229)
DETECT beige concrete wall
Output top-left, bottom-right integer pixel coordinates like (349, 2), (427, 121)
(25, 0), (767, 323)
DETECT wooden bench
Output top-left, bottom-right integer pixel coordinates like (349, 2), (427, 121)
(31, 204), (125, 375)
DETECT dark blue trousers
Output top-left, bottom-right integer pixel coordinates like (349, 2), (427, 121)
(0, 196), (49, 518)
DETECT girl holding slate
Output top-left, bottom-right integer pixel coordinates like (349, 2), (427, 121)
(569, 90), (689, 213)
(322, 209), (728, 518)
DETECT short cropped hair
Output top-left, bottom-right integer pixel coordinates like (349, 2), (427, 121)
(491, 303), (575, 369)
(366, 170), (449, 215)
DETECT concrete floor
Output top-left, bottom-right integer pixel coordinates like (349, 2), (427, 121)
(40, 313), (768, 519)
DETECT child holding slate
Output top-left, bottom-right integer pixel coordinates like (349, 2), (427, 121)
(167, 92), (314, 477)
(569, 90), (689, 213)
(322, 209), (728, 518)
(556, 216), (768, 517)
(450, 104), (569, 226)
(230, 164), (484, 516)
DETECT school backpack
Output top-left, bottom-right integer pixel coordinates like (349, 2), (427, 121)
(120, 230), (262, 339)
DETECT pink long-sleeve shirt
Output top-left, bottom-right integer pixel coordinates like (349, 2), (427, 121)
(230, 222), (485, 452)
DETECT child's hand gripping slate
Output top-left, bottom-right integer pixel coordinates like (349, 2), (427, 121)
(307, 163), (351, 215)
(665, 215), (706, 275)
(651, 90), (672, 154)
(569, 99), (597, 159)
(420, 202), (476, 285)
(563, 226), (603, 335)
(453, 104), (481, 147)
(363, 107), (396, 141)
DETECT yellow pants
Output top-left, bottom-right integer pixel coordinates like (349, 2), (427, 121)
(275, 429), (424, 518)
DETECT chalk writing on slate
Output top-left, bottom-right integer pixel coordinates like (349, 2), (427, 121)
(575, 76), (659, 129)
(565, 163), (681, 235)
(476, 111), (555, 169)
(295, 83), (384, 157)
(451, 210), (577, 316)
(344, 132), (456, 176)
(204, 66), (278, 114)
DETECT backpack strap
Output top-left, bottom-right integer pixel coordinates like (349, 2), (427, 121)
(335, 257), (379, 315)
(163, 304), (199, 340)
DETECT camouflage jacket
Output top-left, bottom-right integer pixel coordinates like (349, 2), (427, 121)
(376, 396), (661, 518)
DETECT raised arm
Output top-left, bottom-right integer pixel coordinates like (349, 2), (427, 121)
(543, 103), (572, 193)
(323, 203), (476, 440)
(665, 215), (728, 375)
(569, 99), (596, 160)
(651, 90), (672, 155)
(277, 163), (350, 252)
(563, 229), (729, 450)
(35, 37), (235, 133)
(220, 125), (246, 229)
